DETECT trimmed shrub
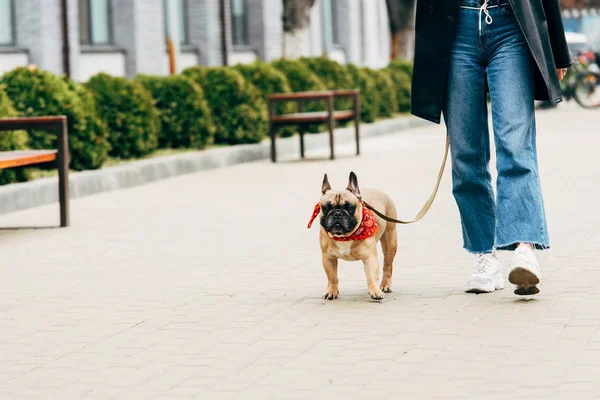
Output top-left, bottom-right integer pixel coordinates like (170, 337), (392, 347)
(0, 86), (29, 185)
(1, 67), (110, 170)
(362, 68), (397, 118)
(388, 59), (414, 78)
(271, 59), (329, 133)
(234, 61), (296, 138)
(386, 67), (411, 113)
(183, 66), (268, 145)
(300, 57), (355, 110)
(137, 74), (215, 149)
(62, 79), (112, 169)
(345, 64), (379, 123)
(86, 73), (159, 159)
(271, 59), (327, 93)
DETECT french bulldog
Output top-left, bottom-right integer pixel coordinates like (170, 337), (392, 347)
(308, 172), (398, 300)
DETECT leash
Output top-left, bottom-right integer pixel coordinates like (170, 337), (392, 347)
(363, 135), (450, 225)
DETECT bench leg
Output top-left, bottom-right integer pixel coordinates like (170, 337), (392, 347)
(270, 124), (277, 163)
(57, 121), (69, 227)
(299, 129), (305, 159)
(298, 101), (305, 159)
(354, 94), (361, 156)
(328, 96), (335, 160)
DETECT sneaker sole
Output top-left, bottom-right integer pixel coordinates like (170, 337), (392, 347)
(465, 272), (504, 294)
(509, 267), (540, 295)
(465, 281), (496, 294)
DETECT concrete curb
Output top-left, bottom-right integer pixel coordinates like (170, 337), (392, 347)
(0, 116), (431, 216)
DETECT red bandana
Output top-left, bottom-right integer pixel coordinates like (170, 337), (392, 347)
(307, 202), (378, 241)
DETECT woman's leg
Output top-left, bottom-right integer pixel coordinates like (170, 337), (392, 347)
(443, 11), (496, 255)
(486, 6), (549, 295)
(486, 13), (550, 252)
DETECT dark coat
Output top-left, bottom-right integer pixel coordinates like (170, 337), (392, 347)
(411, 0), (572, 124)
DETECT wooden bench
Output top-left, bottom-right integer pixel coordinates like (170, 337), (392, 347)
(0, 116), (70, 227)
(267, 89), (360, 162)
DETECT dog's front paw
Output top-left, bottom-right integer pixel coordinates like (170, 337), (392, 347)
(323, 287), (339, 300)
(369, 287), (385, 301)
(380, 279), (392, 293)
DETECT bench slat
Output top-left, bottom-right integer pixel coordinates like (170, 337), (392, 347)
(332, 89), (360, 97)
(0, 116), (67, 131)
(267, 91), (333, 101)
(0, 150), (58, 169)
(270, 111), (355, 124)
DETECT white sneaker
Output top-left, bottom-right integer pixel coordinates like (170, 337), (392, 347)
(465, 254), (504, 293)
(509, 246), (541, 295)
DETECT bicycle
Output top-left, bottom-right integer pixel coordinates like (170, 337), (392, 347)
(561, 54), (600, 109)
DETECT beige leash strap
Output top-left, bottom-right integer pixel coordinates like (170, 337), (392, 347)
(364, 134), (450, 225)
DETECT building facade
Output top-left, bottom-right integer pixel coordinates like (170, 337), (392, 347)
(0, 0), (391, 81)
(562, 8), (600, 48)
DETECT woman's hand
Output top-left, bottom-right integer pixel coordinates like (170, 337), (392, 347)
(557, 68), (568, 81)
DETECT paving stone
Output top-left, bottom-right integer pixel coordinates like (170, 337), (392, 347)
(0, 104), (595, 397)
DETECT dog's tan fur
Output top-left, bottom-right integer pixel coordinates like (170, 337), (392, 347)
(318, 173), (398, 300)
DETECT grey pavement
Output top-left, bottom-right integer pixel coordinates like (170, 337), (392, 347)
(0, 103), (599, 399)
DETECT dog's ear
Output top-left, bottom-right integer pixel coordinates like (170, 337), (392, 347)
(321, 173), (332, 195)
(346, 171), (361, 200)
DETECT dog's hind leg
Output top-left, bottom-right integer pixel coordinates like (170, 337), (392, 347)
(380, 224), (397, 293)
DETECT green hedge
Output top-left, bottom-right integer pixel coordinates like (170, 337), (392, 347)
(271, 59), (329, 132)
(386, 67), (411, 113)
(0, 86), (29, 184)
(362, 68), (398, 118)
(62, 79), (112, 169)
(345, 64), (379, 123)
(388, 59), (413, 78)
(234, 62), (296, 138)
(137, 74), (215, 149)
(86, 73), (160, 159)
(0, 58), (414, 186)
(1, 67), (110, 170)
(183, 66), (268, 145)
(271, 59), (327, 93)
(387, 60), (413, 112)
(300, 57), (355, 111)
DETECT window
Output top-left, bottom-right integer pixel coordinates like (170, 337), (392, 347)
(164, 0), (189, 45)
(79, 0), (111, 45)
(176, 0), (189, 44)
(230, 0), (248, 46)
(0, 0), (14, 46)
(331, 0), (340, 46)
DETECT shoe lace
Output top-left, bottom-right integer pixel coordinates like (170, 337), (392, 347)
(474, 254), (494, 274)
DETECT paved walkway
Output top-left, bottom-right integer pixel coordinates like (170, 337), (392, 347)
(1, 104), (599, 399)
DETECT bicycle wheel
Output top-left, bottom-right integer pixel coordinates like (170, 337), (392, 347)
(574, 72), (600, 108)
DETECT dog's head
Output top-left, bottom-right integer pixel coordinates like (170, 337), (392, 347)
(319, 172), (363, 236)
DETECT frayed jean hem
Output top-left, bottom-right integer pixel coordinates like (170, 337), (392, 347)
(494, 241), (550, 252)
(464, 241), (550, 254)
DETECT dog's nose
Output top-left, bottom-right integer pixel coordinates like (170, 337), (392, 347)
(332, 210), (344, 218)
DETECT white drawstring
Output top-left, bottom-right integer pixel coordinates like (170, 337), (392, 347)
(480, 0), (493, 33)
(460, 0), (500, 34)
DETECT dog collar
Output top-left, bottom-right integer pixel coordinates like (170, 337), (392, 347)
(307, 202), (379, 241)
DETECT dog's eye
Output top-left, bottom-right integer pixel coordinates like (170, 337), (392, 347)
(322, 204), (332, 212)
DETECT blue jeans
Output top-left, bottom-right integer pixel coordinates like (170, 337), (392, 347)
(443, 0), (550, 254)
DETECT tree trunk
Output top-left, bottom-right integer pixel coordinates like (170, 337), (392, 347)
(386, 0), (416, 60)
(396, 26), (415, 60)
(283, 27), (311, 59)
(390, 32), (401, 60)
(282, 0), (316, 59)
